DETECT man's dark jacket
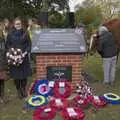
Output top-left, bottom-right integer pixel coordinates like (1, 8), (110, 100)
(97, 31), (117, 58)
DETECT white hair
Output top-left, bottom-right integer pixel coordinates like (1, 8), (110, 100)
(99, 26), (108, 35)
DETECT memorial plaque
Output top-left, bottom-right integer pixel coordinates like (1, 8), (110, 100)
(31, 29), (87, 53)
(47, 66), (72, 81)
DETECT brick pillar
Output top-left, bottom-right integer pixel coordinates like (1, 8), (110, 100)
(35, 54), (84, 90)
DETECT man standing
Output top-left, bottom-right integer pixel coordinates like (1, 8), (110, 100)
(97, 26), (117, 85)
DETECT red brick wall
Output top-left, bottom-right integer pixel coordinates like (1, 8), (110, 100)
(35, 54), (84, 90)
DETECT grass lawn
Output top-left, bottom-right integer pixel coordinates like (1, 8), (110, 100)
(0, 54), (120, 120)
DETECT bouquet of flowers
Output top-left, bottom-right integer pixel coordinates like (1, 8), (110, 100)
(76, 80), (93, 99)
(71, 81), (93, 109)
(6, 48), (27, 66)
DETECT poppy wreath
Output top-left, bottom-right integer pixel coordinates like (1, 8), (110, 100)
(72, 95), (93, 109)
(92, 96), (107, 110)
(25, 95), (47, 110)
(34, 80), (53, 97)
(6, 48), (27, 66)
(61, 107), (85, 120)
(54, 81), (71, 98)
(50, 98), (69, 111)
(33, 106), (56, 120)
(102, 93), (120, 105)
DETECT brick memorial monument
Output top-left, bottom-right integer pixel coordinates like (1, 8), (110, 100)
(31, 29), (87, 89)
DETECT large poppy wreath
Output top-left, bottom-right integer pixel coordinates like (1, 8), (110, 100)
(33, 106), (56, 120)
(72, 95), (93, 109)
(54, 81), (71, 98)
(50, 98), (69, 111)
(61, 107), (85, 120)
(34, 80), (54, 97)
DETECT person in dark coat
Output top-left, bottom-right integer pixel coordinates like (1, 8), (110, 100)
(5, 18), (32, 99)
(0, 22), (7, 102)
(97, 26), (117, 85)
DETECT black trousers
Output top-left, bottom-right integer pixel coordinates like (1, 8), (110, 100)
(14, 79), (27, 98)
(0, 80), (4, 98)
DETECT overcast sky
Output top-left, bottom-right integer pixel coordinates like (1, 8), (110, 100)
(69, 0), (85, 12)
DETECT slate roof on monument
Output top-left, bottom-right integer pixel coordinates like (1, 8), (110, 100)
(31, 29), (87, 53)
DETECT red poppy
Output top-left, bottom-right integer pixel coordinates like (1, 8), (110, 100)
(54, 81), (71, 98)
(61, 107), (85, 120)
(33, 106), (56, 120)
(50, 98), (69, 111)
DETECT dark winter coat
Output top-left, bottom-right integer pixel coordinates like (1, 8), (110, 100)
(5, 28), (32, 79)
(97, 31), (117, 58)
(0, 38), (7, 71)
